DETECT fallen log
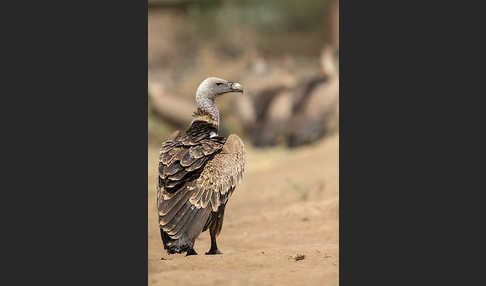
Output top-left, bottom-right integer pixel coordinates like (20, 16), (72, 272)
(148, 81), (195, 128)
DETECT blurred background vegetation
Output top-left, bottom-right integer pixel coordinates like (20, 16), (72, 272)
(149, 0), (339, 148)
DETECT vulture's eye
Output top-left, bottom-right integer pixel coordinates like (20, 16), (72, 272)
(216, 82), (223, 86)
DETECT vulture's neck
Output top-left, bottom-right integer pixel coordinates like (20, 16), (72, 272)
(191, 107), (219, 131)
(195, 92), (219, 131)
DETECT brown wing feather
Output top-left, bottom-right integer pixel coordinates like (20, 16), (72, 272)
(157, 124), (227, 243)
(193, 134), (246, 212)
(157, 124), (245, 248)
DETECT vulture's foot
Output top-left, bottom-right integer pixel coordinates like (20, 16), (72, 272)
(205, 249), (223, 255)
(186, 248), (198, 256)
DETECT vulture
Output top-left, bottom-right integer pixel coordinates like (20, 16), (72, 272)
(157, 77), (246, 256)
(235, 46), (339, 148)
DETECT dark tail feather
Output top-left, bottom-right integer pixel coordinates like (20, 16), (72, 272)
(160, 202), (212, 254)
(160, 228), (194, 254)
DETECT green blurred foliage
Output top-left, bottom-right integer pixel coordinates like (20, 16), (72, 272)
(194, 0), (328, 32)
(187, 0), (331, 57)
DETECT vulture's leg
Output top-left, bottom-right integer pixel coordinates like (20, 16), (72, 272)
(206, 207), (225, 255)
(206, 227), (222, 255)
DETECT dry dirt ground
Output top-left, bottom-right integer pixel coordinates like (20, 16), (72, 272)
(148, 134), (339, 286)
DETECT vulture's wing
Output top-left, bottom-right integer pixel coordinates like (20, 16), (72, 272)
(193, 134), (245, 212)
(157, 134), (245, 242)
(157, 128), (225, 241)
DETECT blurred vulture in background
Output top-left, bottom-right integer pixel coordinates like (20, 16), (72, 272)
(149, 47), (339, 149)
(235, 46), (339, 148)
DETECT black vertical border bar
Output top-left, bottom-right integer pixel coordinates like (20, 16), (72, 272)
(3, 0), (146, 284)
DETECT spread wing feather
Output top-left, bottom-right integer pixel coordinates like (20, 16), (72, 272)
(158, 126), (245, 244)
(193, 134), (246, 211)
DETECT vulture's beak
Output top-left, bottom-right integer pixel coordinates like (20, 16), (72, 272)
(229, 82), (244, 93)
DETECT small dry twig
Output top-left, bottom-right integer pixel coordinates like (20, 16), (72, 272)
(292, 254), (305, 261)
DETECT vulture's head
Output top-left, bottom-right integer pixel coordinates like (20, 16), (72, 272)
(195, 77), (244, 128)
(196, 77), (244, 103)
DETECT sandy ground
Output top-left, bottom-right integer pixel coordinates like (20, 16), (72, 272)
(148, 134), (339, 286)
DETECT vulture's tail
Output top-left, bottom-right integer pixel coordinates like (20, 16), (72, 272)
(160, 228), (194, 254)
